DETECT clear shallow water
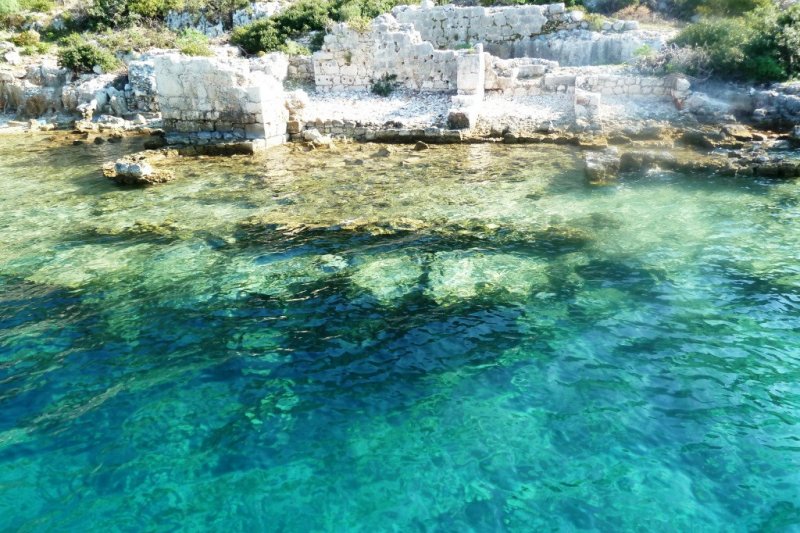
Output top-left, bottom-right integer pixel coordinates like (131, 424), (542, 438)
(0, 134), (799, 531)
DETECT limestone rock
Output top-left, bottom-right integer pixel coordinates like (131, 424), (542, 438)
(447, 108), (475, 130)
(104, 153), (174, 186)
(584, 148), (620, 184)
(301, 128), (333, 148)
(414, 141), (429, 151)
(619, 150), (678, 172)
(3, 50), (21, 66)
(680, 129), (723, 150)
(722, 124), (754, 141)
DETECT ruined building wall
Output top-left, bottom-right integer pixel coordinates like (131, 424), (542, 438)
(313, 16), (459, 92)
(152, 54), (288, 146)
(391, 2), (663, 65)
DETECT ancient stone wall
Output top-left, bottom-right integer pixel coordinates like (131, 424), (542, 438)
(576, 74), (678, 97)
(152, 54), (288, 147)
(392, 2), (579, 50)
(510, 29), (666, 66)
(313, 16), (458, 92)
(391, 1), (661, 64)
(287, 55), (314, 85)
(483, 57), (682, 98)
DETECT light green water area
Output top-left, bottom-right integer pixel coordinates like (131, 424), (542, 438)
(0, 133), (799, 531)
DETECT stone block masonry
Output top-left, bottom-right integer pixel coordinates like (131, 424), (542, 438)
(152, 54), (288, 148)
(391, 2), (662, 64)
(393, 3), (574, 51)
(313, 16), (459, 92)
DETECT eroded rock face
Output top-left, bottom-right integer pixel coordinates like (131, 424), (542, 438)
(619, 150), (677, 172)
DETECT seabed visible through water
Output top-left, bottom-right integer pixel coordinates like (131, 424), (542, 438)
(0, 133), (799, 531)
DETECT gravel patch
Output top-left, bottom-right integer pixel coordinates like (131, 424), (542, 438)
(305, 89), (451, 128)
(600, 95), (682, 123)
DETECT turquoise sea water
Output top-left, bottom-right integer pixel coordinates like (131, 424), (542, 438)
(0, 134), (799, 531)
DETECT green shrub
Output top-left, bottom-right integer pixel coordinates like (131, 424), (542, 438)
(0, 0), (19, 15)
(669, 5), (800, 82)
(347, 15), (371, 33)
(232, 1), (333, 54)
(176, 27), (212, 55)
(775, 4), (800, 74)
(88, 0), (184, 28)
(371, 73), (397, 96)
(281, 39), (311, 56)
(584, 13), (605, 31)
(309, 30), (325, 51)
(57, 34), (119, 73)
(95, 25), (178, 54)
(274, 0), (331, 35)
(590, 0), (637, 14)
(233, 0), (419, 55)
(10, 28), (39, 46)
(177, 0), (249, 25)
(332, 0), (416, 19)
(20, 41), (49, 54)
(669, 0), (771, 18)
(18, 0), (54, 11)
(231, 18), (283, 54)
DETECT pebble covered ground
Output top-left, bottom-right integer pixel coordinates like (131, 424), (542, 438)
(476, 93), (575, 133)
(303, 89), (451, 128)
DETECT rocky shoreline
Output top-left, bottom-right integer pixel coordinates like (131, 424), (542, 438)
(2, 2), (800, 186)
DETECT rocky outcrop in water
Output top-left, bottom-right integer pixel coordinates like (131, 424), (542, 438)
(103, 152), (175, 186)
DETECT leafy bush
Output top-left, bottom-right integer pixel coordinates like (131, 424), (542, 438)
(232, 0), (332, 54)
(57, 34), (119, 73)
(88, 0), (190, 28)
(95, 25), (178, 54)
(589, 0), (638, 14)
(10, 28), (39, 46)
(176, 0), (249, 26)
(280, 39), (311, 56)
(233, 0), (417, 55)
(634, 43), (712, 77)
(0, 0), (19, 15)
(346, 15), (372, 33)
(371, 73), (397, 96)
(674, 0), (770, 17)
(19, 0), (54, 11)
(176, 27), (212, 55)
(274, 0), (331, 35)
(231, 19), (283, 54)
(332, 0), (416, 19)
(584, 13), (605, 30)
(613, 4), (661, 22)
(668, 4), (800, 82)
(309, 30), (325, 51)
